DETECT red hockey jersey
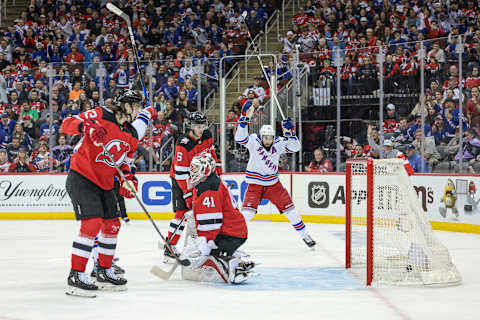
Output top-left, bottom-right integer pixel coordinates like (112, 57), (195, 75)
(193, 174), (247, 242)
(169, 129), (220, 194)
(61, 107), (138, 190)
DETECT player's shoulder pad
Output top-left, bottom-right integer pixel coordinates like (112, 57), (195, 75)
(176, 133), (195, 151)
(100, 106), (116, 123)
(195, 174), (220, 197)
(122, 121), (139, 139)
(201, 129), (213, 140)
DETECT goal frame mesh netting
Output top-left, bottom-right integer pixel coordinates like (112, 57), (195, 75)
(345, 158), (461, 287)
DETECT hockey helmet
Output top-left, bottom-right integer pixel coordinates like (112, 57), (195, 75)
(111, 89), (142, 117)
(188, 111), (208, 126)
(260, 124), (275, 137)
(188, 152), (215, 188)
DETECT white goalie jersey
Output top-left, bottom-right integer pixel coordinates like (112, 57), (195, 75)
(234, 124), (300, 186)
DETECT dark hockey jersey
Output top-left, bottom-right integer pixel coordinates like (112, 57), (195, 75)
(193, 174), (248, 242)
(61, 107), (138, 190)
(169, 129), (219, 194)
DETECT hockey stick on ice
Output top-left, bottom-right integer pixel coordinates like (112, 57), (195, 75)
(150, 213), (189, 280)
(100, 143), (190, 267)
(106, 3), (150, 106)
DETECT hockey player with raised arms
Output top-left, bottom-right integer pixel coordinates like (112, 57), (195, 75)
(181, 152), (254, 284)
(164, 111), (222, 261)
(234, 105), (316, 248)
(62, 89), (156, 297)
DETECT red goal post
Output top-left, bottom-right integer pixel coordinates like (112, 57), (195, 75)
(345, 158), (461, 287)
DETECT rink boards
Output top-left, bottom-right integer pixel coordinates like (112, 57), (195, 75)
(0, 172), (479, 233)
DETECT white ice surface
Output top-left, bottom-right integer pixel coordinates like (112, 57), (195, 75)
(1, 220), (479, 320)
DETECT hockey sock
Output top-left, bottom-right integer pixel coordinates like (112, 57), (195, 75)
(283, 207), (309, 238)
(72, 217), (103, 272)
(98, 218), (121, 269)
(241, 208), (256, 222)
(92, 235), (99, 262)
(167, 210), (187, 245)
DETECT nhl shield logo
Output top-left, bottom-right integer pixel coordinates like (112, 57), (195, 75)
(96, 139), (131, 167)
(308, 182), (329, 208)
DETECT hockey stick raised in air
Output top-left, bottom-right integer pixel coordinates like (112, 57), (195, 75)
(100, 143), (190, 267)
(151, 213), (189, 280)
(106, 3), (150, 106)
(241, 11), (285, 120)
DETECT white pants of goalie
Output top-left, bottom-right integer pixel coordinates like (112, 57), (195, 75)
(180, 212), (254, 284)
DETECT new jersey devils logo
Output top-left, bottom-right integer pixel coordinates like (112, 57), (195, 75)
(96, 140), (131, 167)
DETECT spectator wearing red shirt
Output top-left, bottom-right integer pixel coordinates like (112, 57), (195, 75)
(64, 45), (84, 63)
(466, 67), (480, 89)
(305, 148), (333, 172)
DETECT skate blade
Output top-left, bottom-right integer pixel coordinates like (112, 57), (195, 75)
(96, 282), (127, 291)
(65, 285), (97, 298)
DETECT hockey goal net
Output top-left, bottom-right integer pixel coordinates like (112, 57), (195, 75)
(345, 158), (461, 286)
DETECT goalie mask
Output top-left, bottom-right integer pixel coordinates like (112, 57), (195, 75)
(111, 89), (143, 122)
(187, 152), (216, 189)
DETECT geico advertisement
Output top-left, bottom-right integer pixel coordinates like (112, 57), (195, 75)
(296, 173), (480, 224)
(130, 173), (291, 214)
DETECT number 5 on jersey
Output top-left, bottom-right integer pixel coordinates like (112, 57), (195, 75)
(202, 197), (215, 207)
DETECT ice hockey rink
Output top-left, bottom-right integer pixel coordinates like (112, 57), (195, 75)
(1, 220), (479, 320)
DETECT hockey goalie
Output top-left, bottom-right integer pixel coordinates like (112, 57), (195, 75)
(180, 153), (255, 284)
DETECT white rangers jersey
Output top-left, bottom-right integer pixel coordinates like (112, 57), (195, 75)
(234, 124), (300, 186)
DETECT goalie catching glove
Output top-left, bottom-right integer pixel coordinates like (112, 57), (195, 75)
(83, 119), (107, 146)
(119, 170), (138, 199)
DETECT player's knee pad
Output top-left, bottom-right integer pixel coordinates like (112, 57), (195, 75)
(79, 217), (103, 238)
(283, 206), (300, 221)
(101, 218), (121, 236)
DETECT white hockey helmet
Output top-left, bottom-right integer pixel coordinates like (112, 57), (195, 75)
(187, 152), (215, 188)
(260, 124), (275, 137)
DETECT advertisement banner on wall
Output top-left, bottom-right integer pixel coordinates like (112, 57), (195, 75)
(295, 173), (480, 226)
(0, 172), (479, 233)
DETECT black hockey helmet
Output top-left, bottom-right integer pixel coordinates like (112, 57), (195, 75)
(113, 89), (142, 105)
(111, 89), (143, 118)
(188, 111), (207, 126)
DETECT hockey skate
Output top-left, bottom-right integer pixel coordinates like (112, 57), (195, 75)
(66, 269), (98, 298)
(303, 235), (316, 249)
(95, 265), (127, 291)
(163, 245), (180, 264)
(91, 258), (125, 278)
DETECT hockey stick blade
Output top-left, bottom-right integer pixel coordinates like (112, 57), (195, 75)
(150, 264), (179, 280)
(106, 3), (130, 22)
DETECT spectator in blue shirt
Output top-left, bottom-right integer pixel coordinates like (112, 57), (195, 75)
(406, 144), (430, 173)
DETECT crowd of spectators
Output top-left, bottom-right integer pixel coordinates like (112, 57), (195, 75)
(270, 0), (480, 173)
(0, 0), (276, 172)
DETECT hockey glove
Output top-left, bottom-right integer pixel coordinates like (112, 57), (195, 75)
(183, 191), (193, 210)
(238, 116), (250, 128)
(241, 101), (253, 116)
(83, 119), (107, 146)
(281, 118), (294, 131)
(119, 171), (138, 199)
(215, 163), (223, 176)
(143, 106), (158, 120)
(281, 118), (295, 137)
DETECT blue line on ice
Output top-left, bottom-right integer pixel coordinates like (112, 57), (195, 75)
(206, 267), (366, 291)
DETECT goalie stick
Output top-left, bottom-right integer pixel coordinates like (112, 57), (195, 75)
(150, 213), (189, 280)
(106, 3), (150, 106)
(100, 143), (190, 267)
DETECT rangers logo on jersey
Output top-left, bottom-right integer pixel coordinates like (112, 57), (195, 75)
(96, 140), (131, 167)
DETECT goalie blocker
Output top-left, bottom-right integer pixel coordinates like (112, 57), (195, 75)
(181, 153), (254, 284)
